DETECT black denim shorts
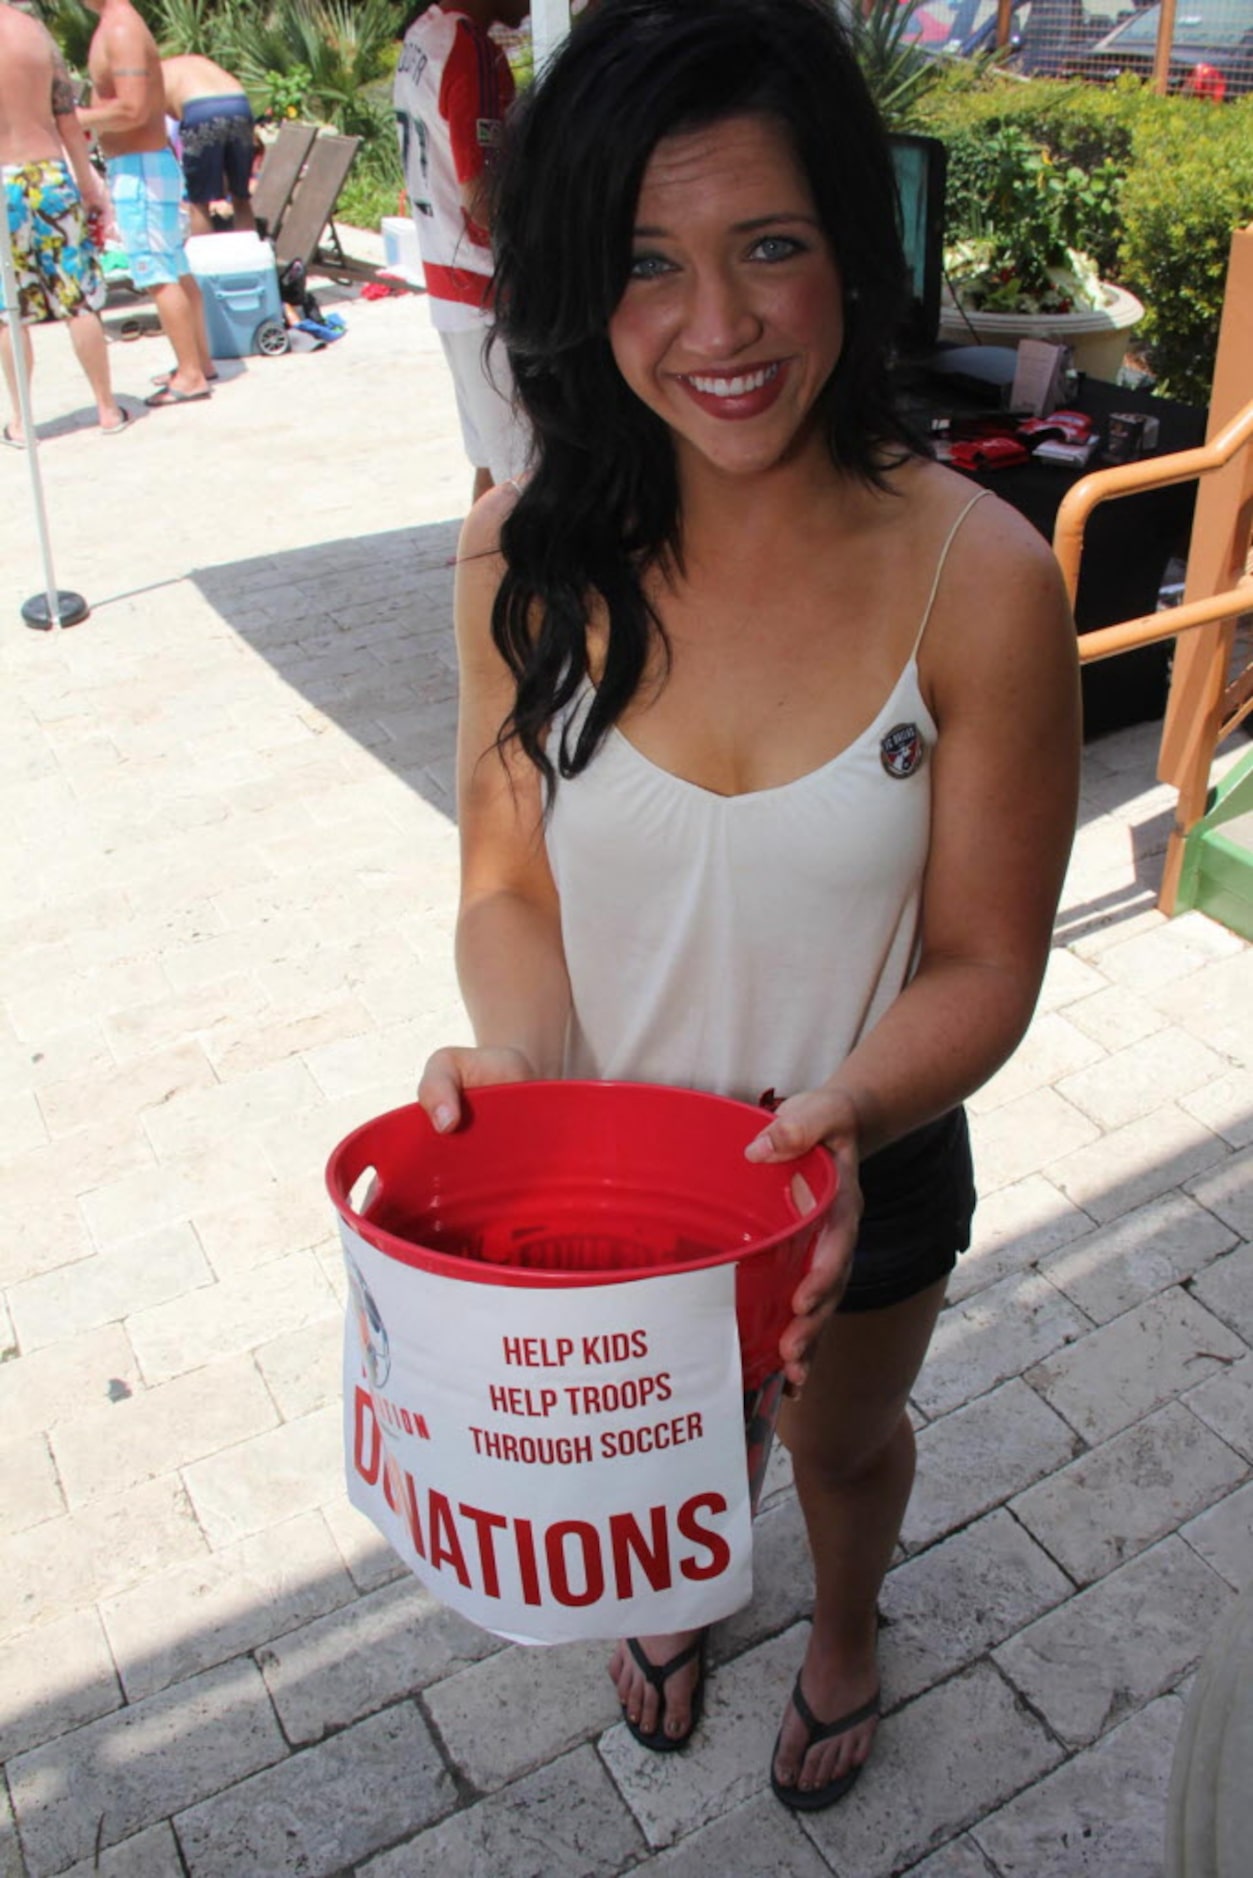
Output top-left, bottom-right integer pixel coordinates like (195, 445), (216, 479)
(836, 1106), (975, 1314)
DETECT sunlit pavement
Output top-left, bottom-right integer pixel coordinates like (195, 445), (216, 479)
(1, 233), (1250, 1877)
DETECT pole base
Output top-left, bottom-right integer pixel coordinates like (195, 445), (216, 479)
(22, 591), (89, 631)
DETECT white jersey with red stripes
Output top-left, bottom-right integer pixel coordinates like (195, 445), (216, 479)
(393, 4), (514, 332)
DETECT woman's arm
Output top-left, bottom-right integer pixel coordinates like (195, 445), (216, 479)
(419, 487), (572, 1129)
(750, 492), (1081, 1380)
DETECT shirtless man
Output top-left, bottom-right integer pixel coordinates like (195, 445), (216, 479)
(78, 0), (213, 405)
(0, 0), (124, 444)
(161, 54), (256, 237)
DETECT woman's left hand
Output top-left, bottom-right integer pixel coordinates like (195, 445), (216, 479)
(744, 1087), (865, 1394)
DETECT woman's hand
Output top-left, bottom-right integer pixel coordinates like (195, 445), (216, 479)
(418, 1044), (537, 1134)
(744, 1087), (865, 1394)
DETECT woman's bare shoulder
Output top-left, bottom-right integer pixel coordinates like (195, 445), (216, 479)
(457, 477), (524, 567)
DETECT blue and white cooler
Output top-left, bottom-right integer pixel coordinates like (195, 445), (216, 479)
(185, 232), (288, 359)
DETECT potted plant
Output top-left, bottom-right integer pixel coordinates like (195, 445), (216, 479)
(939, 124), (1144, 380)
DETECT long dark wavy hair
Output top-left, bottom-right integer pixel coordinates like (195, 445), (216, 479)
(488, 0), (920, 788)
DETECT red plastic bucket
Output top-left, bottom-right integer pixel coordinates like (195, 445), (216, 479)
(326, 1081), (836, 1393)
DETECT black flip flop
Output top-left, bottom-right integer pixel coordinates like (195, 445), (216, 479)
(144, 384), (212, 408)
(770, 1673), (880, 1811)
(622, 1631), (707, 1753)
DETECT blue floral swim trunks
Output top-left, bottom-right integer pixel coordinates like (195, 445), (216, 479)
(1, 159), (106, 324)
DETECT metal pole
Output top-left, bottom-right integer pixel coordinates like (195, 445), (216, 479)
(530, 0), (571, 74)
(0, 182), (89, 631)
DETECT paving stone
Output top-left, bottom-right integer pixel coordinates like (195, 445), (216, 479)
(1055, 1026), (1231, 1132)
(1062, 981), (1168, 1053)
(715, 1491), (813, 1663)
(58, 1823), (185, 1878)
(174, 1701), (454, 1878)
(0, 1088), (48, 1155)
(102, 1509), (356, 1701)
(1010, 1401), (1247, 1585)
(881, 1510), (1071, 1706)
(0, 1787), (23, 1878)
(52, 1351), (279, 1508)
(1095, 915), (1247, 993)
(1032, 948), (1107, 1014)
(139, 1058), (323, 1164)
(101, 971), (273, 1068)
(1180, 1479), (1253, 1591)
(125, 1249), (339, 1384)
(0, 1022), (113, 1103)
(1024, 1288), (1247, 1445)
(1180, 1069), (1253, 1148)
(427, 1634), (622, 1793)
(8, 1223), (214, 1353)
(1185, 1351), (1253, 1464)
(78, 1133), (280, 1251)
(0, 1329), (139, 1442)
(358, 1744), (646, 1878)
(189, 1176), (334, 1278)
(181, 1402), (342, 1547)
(968, 1015), (1105, 1116)
(0, 1608), (122, 1762)
(254, 1313), (343, 1422)
(7, 1658), (287, 1877)
(1186, 1143), (1253, 1240)
(1149, 949), (1253, 1069)
(321, 1491), (409, 1593)
(946, 1174), (1091, 1306)
(1045, 1103), (1229, 1224)
(902, 1380), (1081, 1553)
(620, 1794), (834, 1878)
(993, 1534), (1233, 1747)
(966, 1089), (1100, 1196)
(598, 1624), (800, 1849)
(970, 1694), (1183, 1878)
(799, 1664), (1063, 1878)
(257, 1571), (502, 1743)
(1038, 1190), (1237, 1323)
(36, 1041), (217, 1138)
(912, 1271), (1091, 1420)
(898, 1836), (1001, 1878)
(0, 1433), (64, 1536)
(0, 1475), (207, 1644)
(0, 1181), (94, 1286)
(1189, 1244), (1253, 1343)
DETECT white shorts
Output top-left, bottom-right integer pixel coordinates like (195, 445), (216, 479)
(439, 325), (530, 484)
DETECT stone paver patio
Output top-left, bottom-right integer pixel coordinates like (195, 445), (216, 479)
(1, 237), (1250, 1877)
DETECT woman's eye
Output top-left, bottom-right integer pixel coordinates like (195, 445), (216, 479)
(751, 234), (805, 263)
(627, 252), (674, 280)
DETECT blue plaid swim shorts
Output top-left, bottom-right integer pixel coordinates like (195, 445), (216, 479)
(106, 148), (190, 289)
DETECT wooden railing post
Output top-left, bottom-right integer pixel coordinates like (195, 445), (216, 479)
(1157, 224), (1253, 910)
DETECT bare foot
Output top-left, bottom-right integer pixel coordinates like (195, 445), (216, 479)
(772, 1633), (880, 1797)
(608, 1631), (704, 1743)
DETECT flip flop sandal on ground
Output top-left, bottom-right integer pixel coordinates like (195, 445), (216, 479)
(2, 425), (25, 449)
(622, 1632), (708, 1753)
(770, 1675), (881, 1812)
(101, 409), (132, 435)
(144, 385), (213, 408)
(150, 371), (219, 387)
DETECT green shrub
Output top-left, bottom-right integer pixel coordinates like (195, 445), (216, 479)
(915, 71), (1253, 403)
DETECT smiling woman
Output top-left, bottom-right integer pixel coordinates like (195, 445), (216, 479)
(416, 0), (1081, 1822)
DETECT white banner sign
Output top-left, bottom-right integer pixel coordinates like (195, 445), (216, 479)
(340, 1219), (754, 1644)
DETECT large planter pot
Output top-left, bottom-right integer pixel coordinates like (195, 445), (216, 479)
(938, 282), (1145, 384)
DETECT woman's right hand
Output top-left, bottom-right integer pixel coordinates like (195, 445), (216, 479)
(418, 1045), (537, 1135)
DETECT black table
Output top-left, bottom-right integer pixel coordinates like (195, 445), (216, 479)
(900, 369), (1207, 738)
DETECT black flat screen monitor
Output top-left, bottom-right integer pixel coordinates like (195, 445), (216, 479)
(889, 132), (947, 359)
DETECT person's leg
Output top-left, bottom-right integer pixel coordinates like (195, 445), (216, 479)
(770, 1278), (949, 1798)
(148, 278), (211, 394)
(181, 271), (214, 376)
(186, 199), (215, 238)
(229, 193), (256, 234)
(65, 309), (123, 429)
(0, 319), (35, 443)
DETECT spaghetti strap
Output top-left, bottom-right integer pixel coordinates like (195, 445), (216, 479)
(910, 488), (991, 660)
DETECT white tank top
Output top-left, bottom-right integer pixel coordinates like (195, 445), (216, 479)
(545, 492), (987, 1104)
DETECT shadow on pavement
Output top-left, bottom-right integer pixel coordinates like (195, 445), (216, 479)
(192, 520), (463, 825)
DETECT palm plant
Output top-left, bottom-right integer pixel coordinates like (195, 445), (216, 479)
(219, 0), (403, 136)
(841, 0), (946, 129)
